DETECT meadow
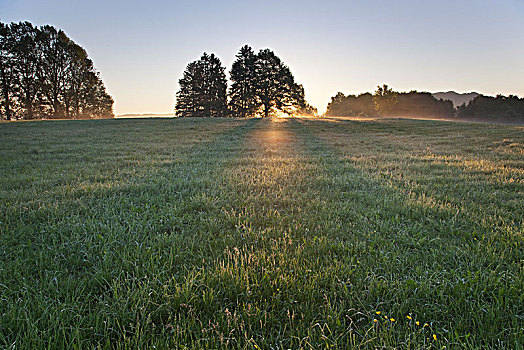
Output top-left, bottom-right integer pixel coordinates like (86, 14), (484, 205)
(0, 117), (522, 349)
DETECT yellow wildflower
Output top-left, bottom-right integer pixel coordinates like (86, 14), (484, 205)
(433, 334), (437, 341)
(424, 323), (429, 327)
(376, 311), (381, 315)
(390, 318), (395, 322)
(406, 315), (412, 320)
(373, 319), (378, 323)
(416, 321), (420, 326)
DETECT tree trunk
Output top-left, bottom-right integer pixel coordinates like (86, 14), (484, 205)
(26, 98), (33, 119)
(264, 103), (270, 118)
(25, 83), (34, 119)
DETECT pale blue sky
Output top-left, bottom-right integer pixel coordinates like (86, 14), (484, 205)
(1, 0), (523, 115)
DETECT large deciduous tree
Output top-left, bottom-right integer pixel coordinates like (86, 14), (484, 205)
(175, 53), (227, 118)
(0, 22), (15, 120)
(0, 21), (113, 120)
(37, 25), (72, 118)
(252, 48), (306, 118)
(10, 22), (40, 119)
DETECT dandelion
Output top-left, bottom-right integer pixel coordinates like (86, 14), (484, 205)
(376, 311), (381, 315)
(373, 319), (378, 323)
(406, 315), (412, 320)
(416, 321), (420, 326)
(390, 318), (395, 322)
(433, 334), (437, 341)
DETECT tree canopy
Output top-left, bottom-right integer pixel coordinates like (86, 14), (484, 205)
(0, 21), (113, 120)
(252, 48), (309, 118)
(175, 53), (228, 118)
(176, 45), (316, 118)
(326, 88), (453, 119)
(229, 45), (257, 118)
(457, 94), (524, 123)
(372, 84), (398, 117)
(325, 92), (375, 117)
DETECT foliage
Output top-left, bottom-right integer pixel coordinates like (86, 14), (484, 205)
(0, 117), (522, 348)
(456, 94), (524, 123)
(325, 92), (376, 117)
(229, 45), (258, 118)
(183, 45), (313, 118)
(175, 52), (228, 118)
(390, 91), (454, 118)
(326, 90), (454, 119)
(0, 21), (113, 120)
(252, 48), (307, 118)
(373, 84), (398, 116)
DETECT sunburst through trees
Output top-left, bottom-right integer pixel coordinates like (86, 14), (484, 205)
(175, 45), (317, 118)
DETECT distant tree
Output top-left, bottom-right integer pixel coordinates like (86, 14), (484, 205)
(0, 22), (15, 120)
(175, 52), (227, 118)
(373, 84), (398, 117)
(456, 94), (524, 123)
(326, 92), (346, 115)
(229, 45), (257, 118)
(252, 48), (305, 118)
(389, 91), (454, 119)
(325, 92), (376, 117)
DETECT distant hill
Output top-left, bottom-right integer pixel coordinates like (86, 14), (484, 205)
(432, 91), (479, 107)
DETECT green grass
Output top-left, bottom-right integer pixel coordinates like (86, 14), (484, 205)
(0, 117), (522, 349)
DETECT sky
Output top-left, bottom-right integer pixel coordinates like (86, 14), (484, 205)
(1, 0), (523, 115)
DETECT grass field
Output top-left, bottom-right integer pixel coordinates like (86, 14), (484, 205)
(0, 117), (523, 349)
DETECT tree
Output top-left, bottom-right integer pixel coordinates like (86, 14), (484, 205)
(229, 45), (257, 118)
(37, 25), (72, 118)
(0, 22), (15, 120)
(175, 52), (227, 118)
(82, 71), (114, 117)
(252, 48), (305, 118)
(0, 21), (114, 120)
(389, 91), (453, 119)
(456, 94), (524, 123)
(325, 92), (376, 117)
(373, 84), (398, 117)
(10, 22), (40, 119)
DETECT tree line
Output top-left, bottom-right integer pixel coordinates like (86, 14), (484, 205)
(175, 45), (317, 118)
(456, 95), (524, 123)
(0, 21), (113, 120)
(327, 85), (524, 123)
(326, 85), (454, 119)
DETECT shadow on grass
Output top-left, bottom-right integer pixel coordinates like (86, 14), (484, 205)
(0, 118), (262, 348)
(290, 118), (522, 348)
